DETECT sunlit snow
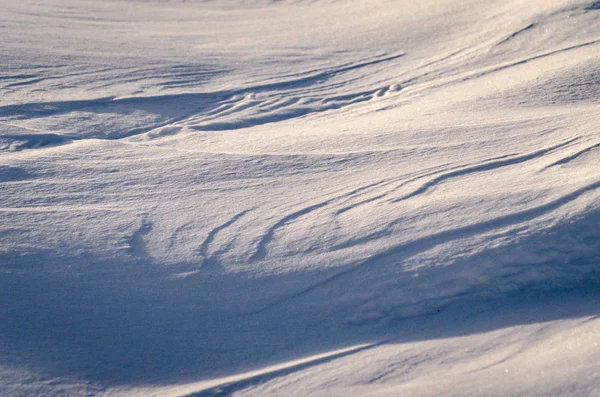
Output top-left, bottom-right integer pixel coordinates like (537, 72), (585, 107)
(1, 0), (599, 396)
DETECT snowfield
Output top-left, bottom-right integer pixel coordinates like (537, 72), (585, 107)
(1, 0), (600, 395)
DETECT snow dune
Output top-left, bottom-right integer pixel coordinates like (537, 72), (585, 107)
(1, 0), (599, 395)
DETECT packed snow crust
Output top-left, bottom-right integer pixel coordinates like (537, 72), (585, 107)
(1, 0), (600, 395)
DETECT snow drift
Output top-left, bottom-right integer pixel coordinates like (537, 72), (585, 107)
(1, 0), (599, 395)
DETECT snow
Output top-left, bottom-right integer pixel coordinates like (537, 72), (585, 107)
(1, 0), (599, 395)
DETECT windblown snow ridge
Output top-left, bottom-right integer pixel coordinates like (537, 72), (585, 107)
(0, 53), (404, 139)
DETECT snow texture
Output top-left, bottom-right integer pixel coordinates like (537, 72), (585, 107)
(1, 0), (599, 396)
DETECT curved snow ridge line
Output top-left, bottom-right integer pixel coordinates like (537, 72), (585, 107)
(187, 90), (383, 132)
(187, 85), (403, 132)
(495, 23), (536, 46)
(389, 137), (578, 203)
(196, 209), (253, 269)
(0, 53), (405, 139)
(334, 153), (519, 215)
(246, 176), (399, 262)
(246, 169), (438, 263)
(405, 39), (498, 86)
(248, 151), (524, 262)
(243, 52), (405, 95)
(333, 162), (460, 215)
(253, 178), (600, 315)
(249, 201), (332, 263)
(472, 37), (600, 77)
(185, 52), (405, 130)
(542, 141), (600, 169)
(107, 343), (378, 397)
(195, 94), (290, 121)
(411, 38), (600, 98)
(182, 343), (378, 397)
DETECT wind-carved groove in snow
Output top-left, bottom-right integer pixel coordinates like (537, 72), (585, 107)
(0, 54), (405, 139)
(249, 202), (332, 263)
(168, 222), (193, 249)
(478, 39), (600, 77)
(248, 147), (547, 262)
(366, 351), (436, 384)
(542, 141), (600, 169)
(197, 209), (252, 269)
(495, 23), (536, 46)
(252, 178), (600, 315)
(245, 52), (405, 94)
(125, 218), (153, 262)
(248, 175), (414, 262)
(333, 159), (510, 215)
(188, 86), (398, 132)
(188, 53), (405, 132)
(418, 39), (600, 98)
(331, 140), (566, 217)
(334, 162), (458, 215)
(389, 138), (578, 203)
(161, 53), (403, 133)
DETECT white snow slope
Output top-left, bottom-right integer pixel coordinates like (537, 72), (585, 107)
(1, 0), (600, 395)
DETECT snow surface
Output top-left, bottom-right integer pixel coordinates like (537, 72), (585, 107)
(1, 0), (600, 395)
